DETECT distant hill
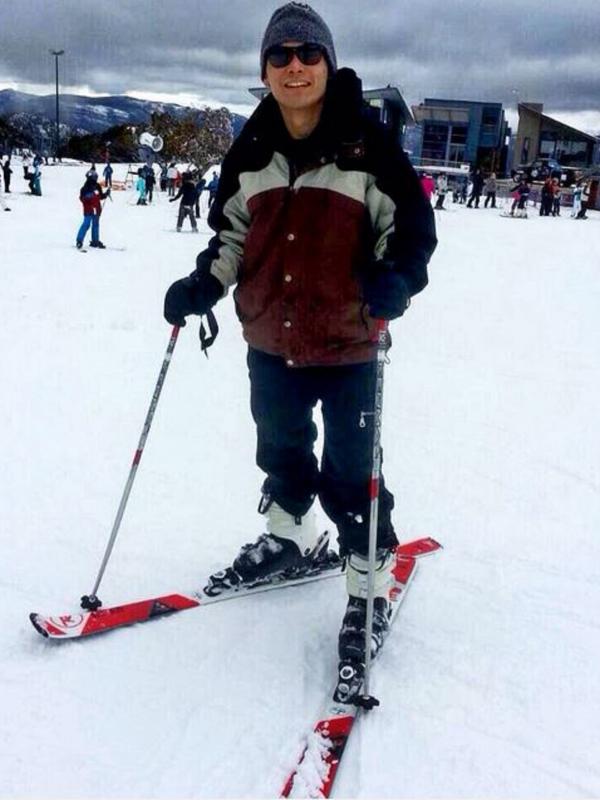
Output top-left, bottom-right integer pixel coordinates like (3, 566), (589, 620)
(0, 89), (248, 149)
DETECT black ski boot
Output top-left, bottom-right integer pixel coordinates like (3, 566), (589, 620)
(333, 597), (392, 704)
(332, 548), (394, 704)
(90, 241), (106, 249)
(203, 501), (340, 596)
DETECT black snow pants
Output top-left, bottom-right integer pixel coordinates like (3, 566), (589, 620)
(247, 347), (398, 556)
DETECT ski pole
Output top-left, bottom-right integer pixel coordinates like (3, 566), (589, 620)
(358, 317), (389, 710)
(81, 325), (181, 610)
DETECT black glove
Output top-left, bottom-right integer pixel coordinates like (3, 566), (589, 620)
(363, 264), (411, 320)
(164, 273), (223, 326)
(327, 67), (363, 144)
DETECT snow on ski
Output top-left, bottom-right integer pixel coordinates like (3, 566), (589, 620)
(280, 537), (441, 798)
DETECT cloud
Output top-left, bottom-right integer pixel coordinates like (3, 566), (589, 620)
(0, 0), (599, 127)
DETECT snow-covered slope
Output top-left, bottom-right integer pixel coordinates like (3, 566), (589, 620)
(1, 165), (600, 798)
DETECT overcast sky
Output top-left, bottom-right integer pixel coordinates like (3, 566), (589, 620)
(1, 0), (599, 132)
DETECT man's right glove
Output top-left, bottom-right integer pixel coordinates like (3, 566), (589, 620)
(164, 272), (223, 326)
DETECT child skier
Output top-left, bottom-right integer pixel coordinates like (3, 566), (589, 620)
(135, 169), (147, 205)
(76, 175), (110, 249)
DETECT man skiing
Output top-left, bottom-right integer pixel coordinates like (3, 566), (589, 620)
(163, 1), (436, 697)
(169, 172), (199, 231)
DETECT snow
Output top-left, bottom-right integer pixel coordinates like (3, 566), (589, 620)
(1, 163), (600, 798)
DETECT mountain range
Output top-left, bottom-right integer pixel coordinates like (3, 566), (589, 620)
(0, 89), (248, 142)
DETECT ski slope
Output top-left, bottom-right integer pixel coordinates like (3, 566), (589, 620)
(1, 162), (600, 798)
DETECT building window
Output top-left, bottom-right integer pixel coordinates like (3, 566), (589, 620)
(540, 133), (590, 166)
(521, 137), (530, 164)
(422, 122), (448, 162)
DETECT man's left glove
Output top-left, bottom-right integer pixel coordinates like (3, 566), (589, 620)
(327, 67), (363, 144)
(164, 273), (223, 327)
(363, 263), (411, 320)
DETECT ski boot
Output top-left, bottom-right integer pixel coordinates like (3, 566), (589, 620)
(90, 241), (106, 249)
(333, 548), (394, 704)
(204, 500), (340, 596)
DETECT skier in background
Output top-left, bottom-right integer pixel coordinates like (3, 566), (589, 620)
(163, 2), (436, 699)
(145, 166), (156, 204)
(2, 157), (12, 193)
(539, 177), (554, 216)
(420, 173), (435, 202)
(467, 168), (484, 208)
(76, 174), (110, 249)
(160, 164), (168, 192)
(22, 153), (31, 180)
(135, 169), (147, 205)
(30, 159), (42, 196)
(576, 180), (591, 219)
(571, 181), (582, 218)
(509, 178), (530, 216)
(166, 163), (178, 196)
(434, 173), (447, 209)
(169, 171), (198, 231)
(551, 179), (561, 216)
(103, 162), (114, 189)
(195, 175), (206, 218)
(207, 171), (219, 207)
(484, 172), (497, 208)
(0, 169), (11, 210)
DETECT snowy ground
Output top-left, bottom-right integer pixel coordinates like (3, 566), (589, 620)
(1, 162), (600, 799)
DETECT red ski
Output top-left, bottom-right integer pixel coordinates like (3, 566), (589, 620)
(29, 537), (438, 642)
(280, 537), (441, 798)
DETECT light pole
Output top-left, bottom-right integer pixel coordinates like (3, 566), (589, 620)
(50, 49), (64, 161)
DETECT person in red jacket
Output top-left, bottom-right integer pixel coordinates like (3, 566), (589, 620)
(76, 176), (110, 249)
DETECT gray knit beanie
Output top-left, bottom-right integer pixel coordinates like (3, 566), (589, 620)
(260, 2), (337, 78)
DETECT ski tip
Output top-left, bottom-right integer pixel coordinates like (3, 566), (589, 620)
(397, 537), (443, 558)
(29, 613), (49, 638)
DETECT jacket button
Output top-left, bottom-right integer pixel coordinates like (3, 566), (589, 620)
(284, 274), (292, 283)
(283, 320), (292, 328)
(287, 233), (295, 241)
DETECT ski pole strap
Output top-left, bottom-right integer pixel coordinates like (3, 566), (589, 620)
(199, 309), (219, 355)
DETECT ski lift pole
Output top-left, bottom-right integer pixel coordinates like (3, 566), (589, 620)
(81, 325), (181, 610)
(357, 317), (389, 710)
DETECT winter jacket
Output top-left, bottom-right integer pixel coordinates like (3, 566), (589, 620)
(79, 179), (107, 215)
(420, 175), (435, 200)
(471, 172), (484, 193)
(172, 179), (198, 206)
(511, 182), (530, 199)
(485, 177), (497, 193)
(192, 82), (437, 367)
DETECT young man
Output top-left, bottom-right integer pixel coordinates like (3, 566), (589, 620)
(164, 2), (436, 698)
(169, 172), (199, 232)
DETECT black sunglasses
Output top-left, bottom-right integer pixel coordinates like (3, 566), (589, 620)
(266, 43), (325, 69)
